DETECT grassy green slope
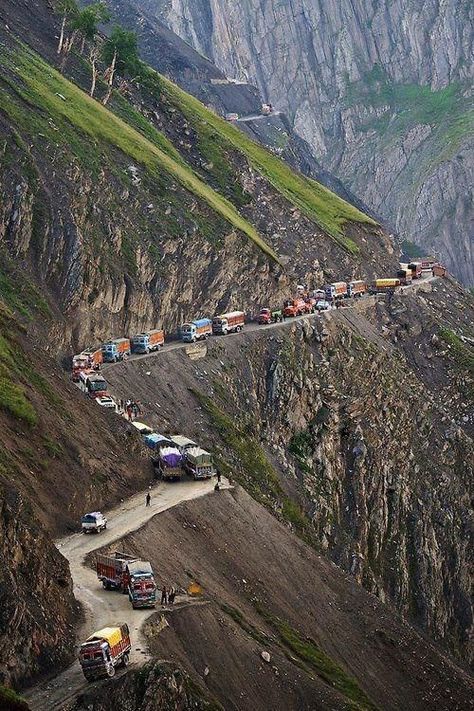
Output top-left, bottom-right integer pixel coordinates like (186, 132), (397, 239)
(159, 74), (376, 253)
(1, 44), (278, 261)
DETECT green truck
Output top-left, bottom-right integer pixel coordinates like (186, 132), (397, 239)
(184, 447), (215, 480)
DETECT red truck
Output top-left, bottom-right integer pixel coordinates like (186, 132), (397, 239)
(96, 552), (138, 592)
(258, 308), (283, 324)
(283, 299), (306, 317)
(127, 561), (157, 608)
(72, 349), (103, 380)
(79, 624), (131, 680)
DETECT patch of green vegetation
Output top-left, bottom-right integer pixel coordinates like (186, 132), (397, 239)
(0, 252), (50, 320)
(220, 603), (269, 645)
(438, 328), (474, 374)
(344, 65), (474, 170)
(2, 44), (278, 262)
(194, 390), (281, 502)
(159, 76), (375, 252)
(0, 378), (37, 426)
(256, 608), (377, 711)
(0, 685), (30, 711)
(42, 436), (64, 458)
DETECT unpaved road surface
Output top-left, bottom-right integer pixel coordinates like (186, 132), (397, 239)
(25, 478), (228, 710)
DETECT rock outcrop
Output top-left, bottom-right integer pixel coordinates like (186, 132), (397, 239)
(136, 0), (474, 285)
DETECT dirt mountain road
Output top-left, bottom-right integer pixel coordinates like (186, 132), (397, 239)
(25, 478), (228, 710)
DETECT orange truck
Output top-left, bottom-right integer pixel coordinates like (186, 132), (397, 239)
(212, 311), (245, 335)
(79, 624), (131, 680)
(130, 329), (164, 354)
(283, 298), (306, 317)
(348, 280), (367, 297)
(101, 338), (131, 363)
(324, 282), (348, 301)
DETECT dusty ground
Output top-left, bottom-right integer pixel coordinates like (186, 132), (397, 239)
(107, 487), (474, 711)
(25, 477), (228, 711)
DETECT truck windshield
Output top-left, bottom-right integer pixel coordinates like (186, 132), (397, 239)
(89, 381), (106, 392)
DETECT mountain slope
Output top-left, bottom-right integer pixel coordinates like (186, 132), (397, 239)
(139, 0), (474, 286)
(0, 0), (396, 357)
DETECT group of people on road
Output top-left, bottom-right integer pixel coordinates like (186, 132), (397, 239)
(160, 585), (177, 606)
(117, 399), (142, 421)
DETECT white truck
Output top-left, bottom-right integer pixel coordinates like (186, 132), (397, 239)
(81, 511), (107, 534)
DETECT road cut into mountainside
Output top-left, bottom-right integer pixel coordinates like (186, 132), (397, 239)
(101, 274), (436, 370)
(25, 478), (230, 710)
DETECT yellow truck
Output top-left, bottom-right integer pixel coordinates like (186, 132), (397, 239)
(79, 624), (131, 680)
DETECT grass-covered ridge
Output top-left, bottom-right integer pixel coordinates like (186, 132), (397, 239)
(158, 75), (376, 253)
(1, 44), (278, 262)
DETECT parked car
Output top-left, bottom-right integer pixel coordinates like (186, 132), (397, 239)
(96, 395), (116, 409)
(316, 300), (331, 311)
(81, 512), (107, 534)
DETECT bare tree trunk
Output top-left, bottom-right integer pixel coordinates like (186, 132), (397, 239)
(57, 14), (66, 54)
(102, 50), (117, 105)
(90, 48), (99, 98)
(80, 35), (86, 55)
(60, 30), (77, 72)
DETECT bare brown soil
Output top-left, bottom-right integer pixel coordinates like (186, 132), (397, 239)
(113, 487), (474, 711)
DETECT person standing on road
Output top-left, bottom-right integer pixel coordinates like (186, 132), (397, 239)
(161, 586), (168, 605)
(146, 492), (151, 507)
(126, 403), (133, 421)
(217, 470), (222, 484)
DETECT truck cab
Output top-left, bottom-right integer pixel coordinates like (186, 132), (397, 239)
(127, 561), (156, 608)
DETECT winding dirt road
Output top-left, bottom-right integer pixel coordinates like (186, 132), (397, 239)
(25, 478), (228, 710)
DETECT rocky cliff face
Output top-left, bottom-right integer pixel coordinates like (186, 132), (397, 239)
(137, 0), (474, 285)
(0, 0), (396, 357)
(108, 279), (474, 666)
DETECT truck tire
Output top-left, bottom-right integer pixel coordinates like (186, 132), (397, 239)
(107, 666), (116, 678)
(236, 326), (241, 332)
(121, 653), (130, 668)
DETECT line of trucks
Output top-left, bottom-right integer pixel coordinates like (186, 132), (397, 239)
(78, 552), (158, 680)
(71, 259), (444, 383)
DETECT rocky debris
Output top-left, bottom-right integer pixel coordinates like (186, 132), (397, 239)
(64, 662), (216, 710)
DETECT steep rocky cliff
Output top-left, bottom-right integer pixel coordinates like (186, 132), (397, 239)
(137, 0), (474, 285)
(0, 0), (396, 357)
(107, 279), (474, 665)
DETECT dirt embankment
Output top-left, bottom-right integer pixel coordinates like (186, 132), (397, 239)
(97, 487), (474, 711)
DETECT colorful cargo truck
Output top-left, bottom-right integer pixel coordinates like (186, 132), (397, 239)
(96, 552), (137, 592)
(130, 330), (164, 354)
(185, 447), (215, 480)
(127, 561), (157, 609)
(79, 624), (131, 680)
(180, 318), (212, 342)
(101, 338), (131, 363)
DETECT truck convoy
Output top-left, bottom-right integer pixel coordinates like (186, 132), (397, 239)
(131, 330), (164, 354)
(212, 311), (245, 335)
(79, 624), (131, 680)
(102, 338), (131, 363)
(180, 318), (212, 342)
(127, 561), (157, 608)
